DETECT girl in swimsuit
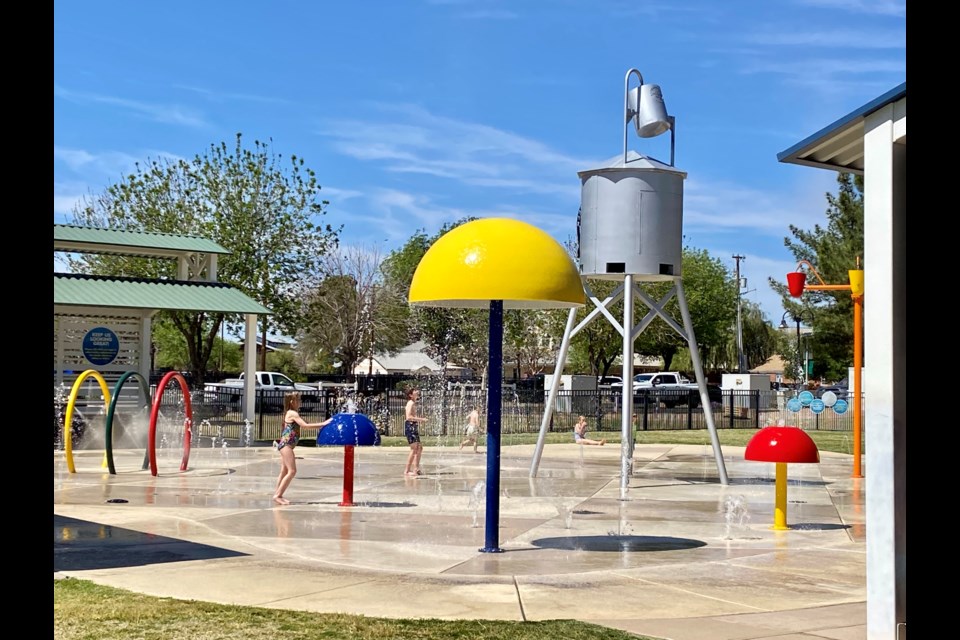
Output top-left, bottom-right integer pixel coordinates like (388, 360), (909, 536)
(273, 392), (332, 505)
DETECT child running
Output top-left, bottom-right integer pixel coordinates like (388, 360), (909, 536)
(459, 406), (481, 453)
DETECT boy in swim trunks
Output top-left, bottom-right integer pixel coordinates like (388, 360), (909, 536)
(403, 388), (427, 476)
(459, 406), (480, 453)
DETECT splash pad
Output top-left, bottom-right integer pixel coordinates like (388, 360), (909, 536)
(59, 369), (193, 476)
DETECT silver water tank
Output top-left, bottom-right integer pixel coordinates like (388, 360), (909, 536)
(577, 151), (687, 281)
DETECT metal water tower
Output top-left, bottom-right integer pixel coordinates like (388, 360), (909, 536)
(530, 68), (729, 489)
(577, 150), (685, 281)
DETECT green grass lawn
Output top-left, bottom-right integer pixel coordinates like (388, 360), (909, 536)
(54, 578), (654, 640)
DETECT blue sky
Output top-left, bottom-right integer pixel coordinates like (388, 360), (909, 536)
(54, 1), (906, 323)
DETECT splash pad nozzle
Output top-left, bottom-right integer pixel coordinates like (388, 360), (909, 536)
(316, 413), (381, 506)
(745, 426), (820, 530)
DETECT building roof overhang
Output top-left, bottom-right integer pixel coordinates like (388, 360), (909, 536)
(777, 82), (906, 175)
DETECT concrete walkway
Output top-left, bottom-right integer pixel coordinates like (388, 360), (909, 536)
(54, 439), (867, 639)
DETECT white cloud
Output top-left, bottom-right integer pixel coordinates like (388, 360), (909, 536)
(794, 0), (905, 17)
(317, 103), (597, 196)
(54, 146), (147, 177)
(330, 186), (578, 250)
(745, 28), (906, 48)
(172, 84), (291, 105)
(683, 171), (835, 237)
(54, 147), (187, 219)
(740, 57), (906, 78)
(457, 9), (517, 19)
(54, 84), (209, 128)
(54, 193), (83, 217)
(321, 186), (366, 202)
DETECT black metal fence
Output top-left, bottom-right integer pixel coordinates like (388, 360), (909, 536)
(54, 384), (865, 444)
(57, 384), (864, 448)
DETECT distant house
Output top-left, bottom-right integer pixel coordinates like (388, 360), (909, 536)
(239, 334), (295, 356)
(354, 341), (473, 378)
(632, 355), (665, 373)
(750, 355), (789, 385)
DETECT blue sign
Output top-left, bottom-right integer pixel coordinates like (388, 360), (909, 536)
(833, 399), (849, 415)
(786, 397), (802, 413)
(810, 399), (825, 414)
(798, 390), (815, 406)
(82, 327), (119, 366)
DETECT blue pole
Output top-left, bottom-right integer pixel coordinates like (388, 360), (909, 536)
(481, 300), (504, 553)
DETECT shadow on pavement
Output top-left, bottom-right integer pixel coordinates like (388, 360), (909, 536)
(530, 535), (707, 552)
(54, 514), (246, 572)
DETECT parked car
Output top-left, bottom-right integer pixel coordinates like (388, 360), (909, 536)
(815, 384), (848, 401)
(516, 374), (545, 391)
(203, 371), (320, 413)
(610, 376), (721, 408)
(597, 375), (622, 387)
(647, 382), (723, 408)
(700, 383), (724, 406)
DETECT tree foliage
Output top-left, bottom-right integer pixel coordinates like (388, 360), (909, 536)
(64, 134), (339, 384)
(736, 301), (780, 370)
(568, 279), (624, 377)
(769, 173), (864, 382)
(630, 247), (737, 372)
(380, 221), (747, 382)
(297, 244), (408, 375)
(504, 309), (564, 378)
(379, 218), (487, 372)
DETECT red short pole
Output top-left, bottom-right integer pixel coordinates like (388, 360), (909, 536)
(339, 445), (355, 506)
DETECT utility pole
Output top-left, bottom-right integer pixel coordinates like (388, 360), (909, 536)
(733, 254), (746, 373)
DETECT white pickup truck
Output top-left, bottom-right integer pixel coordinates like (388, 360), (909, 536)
(613, 371), (705, 407)
(203, 371), (320, 412)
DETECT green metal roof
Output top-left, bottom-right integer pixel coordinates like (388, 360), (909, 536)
(54, 274), (272, 314)
(54, 224), (230, 258)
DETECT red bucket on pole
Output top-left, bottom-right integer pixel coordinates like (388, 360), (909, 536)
(786, 272), (807, 298)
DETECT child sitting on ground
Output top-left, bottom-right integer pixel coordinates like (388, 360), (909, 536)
(573, 415), (605, 446)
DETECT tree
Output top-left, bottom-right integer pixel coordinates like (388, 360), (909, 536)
(544, 240), (737, 377)
(568, 279), (625, 376)
(558, 234), (630, 377)
(265, 349), (303, 381)
(297, 244), (408, 375)
(379, 218), (488, 375)
(65, 134), (340, 385)
(770, 173), (864, 382)
(736, 301), (780, 371)
(504, 309), (561, 378)
(151, 318), (192, 370)
(631, 247), (738, 373)
(709, 300), (780, 371)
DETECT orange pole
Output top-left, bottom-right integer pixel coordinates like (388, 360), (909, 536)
(790, 260), (865, 479)
(852, 295), (863, 478)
